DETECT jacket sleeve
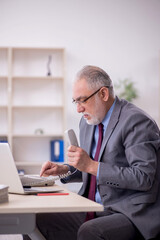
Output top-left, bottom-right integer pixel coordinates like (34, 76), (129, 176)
(98, 111), (160, 192)
(60, 164), (82, 183)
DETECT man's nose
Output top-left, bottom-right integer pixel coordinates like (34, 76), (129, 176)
(77, 103), (85, 113)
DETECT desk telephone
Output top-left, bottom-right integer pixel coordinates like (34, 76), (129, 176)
(21, 129), (78, 187)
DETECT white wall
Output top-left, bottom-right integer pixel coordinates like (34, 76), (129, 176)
(0, 0), (160, 137)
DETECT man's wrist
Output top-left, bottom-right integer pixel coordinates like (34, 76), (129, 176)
(62, 164), (70, 174)
(87, 160), (99, 176)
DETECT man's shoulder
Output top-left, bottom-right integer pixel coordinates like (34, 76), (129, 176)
(116, 97), (154, 121)
(115, 98), (160, 134)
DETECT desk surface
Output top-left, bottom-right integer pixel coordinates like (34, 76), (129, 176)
(0, 185), (104, 214)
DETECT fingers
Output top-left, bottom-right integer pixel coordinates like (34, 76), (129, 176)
(68, 145), (77, 152)
(67, 146), (83, 169)
(40, 161), (49, 176)
(41, 168), (55, 177)
(40, 161), (68, 177)
(67, 146), (80, 159)
(67, 146), (95, 174)
(40, 161), (55, 177)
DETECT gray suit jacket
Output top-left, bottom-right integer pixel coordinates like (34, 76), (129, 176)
(63, 97), (160, 239)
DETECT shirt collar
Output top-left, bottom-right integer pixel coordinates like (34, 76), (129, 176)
(102, 99), (116, 132)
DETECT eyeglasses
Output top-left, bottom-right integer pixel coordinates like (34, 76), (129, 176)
(72, 86), (109, 105)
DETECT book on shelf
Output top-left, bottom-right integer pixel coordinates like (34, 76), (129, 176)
(50, 140), (64, 162)
(0, 140), (8, 143)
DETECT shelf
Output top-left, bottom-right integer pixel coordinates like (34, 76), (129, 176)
(12, 105), (64, 109)
(0, 136), (8, 144)
(0, 46), (65, 174)
(0, 105), (7, 108)
(0, 135), (8, 138)
(0, 107), (8, 136)
(0, 48), (8, 76)
(15, 161), (65, 175)
(12, 48), (65, 77)
(12, 75), (64, 106)
(16, 161), (43, 167)
(16, 161), (64, 166)
(13, 134), (63, 138)
(0, 76), (7, 79)
(12, 76), (64, 80)
(12, 47), (64, 51)
(0, 76), (8, 106)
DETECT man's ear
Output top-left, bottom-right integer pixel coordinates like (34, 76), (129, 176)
(100, 87), (109, 102)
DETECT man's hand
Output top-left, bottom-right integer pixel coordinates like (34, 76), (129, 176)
(40, 161), (69, 177)
(67, 145), (99, 176)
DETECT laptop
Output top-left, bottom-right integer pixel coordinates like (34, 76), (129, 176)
(0, 142), (62, 194)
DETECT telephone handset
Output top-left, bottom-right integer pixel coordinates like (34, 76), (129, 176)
(65, 129), (78, 175)
(65, 129), (79, 147)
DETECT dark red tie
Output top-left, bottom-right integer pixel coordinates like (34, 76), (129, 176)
(86, 123), (103, 221)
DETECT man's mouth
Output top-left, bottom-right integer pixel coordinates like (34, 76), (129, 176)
(83, 113), (91, 119)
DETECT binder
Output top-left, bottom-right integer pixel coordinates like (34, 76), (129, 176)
(50, 140), (64, 162)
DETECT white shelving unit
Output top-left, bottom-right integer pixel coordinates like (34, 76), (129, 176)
(0, 47), (65, 174)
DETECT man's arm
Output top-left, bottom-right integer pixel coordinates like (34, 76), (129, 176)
(98, 112), (160, 192)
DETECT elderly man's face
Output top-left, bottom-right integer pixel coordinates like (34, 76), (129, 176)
(72, 78), (107, 125)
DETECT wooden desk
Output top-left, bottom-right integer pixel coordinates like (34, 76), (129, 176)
(0, 185), (104, 240)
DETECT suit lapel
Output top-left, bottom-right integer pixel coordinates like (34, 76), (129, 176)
(83, 124), (95, 155)
(82, 97), (122, 188)
(98, 97), (122, 161)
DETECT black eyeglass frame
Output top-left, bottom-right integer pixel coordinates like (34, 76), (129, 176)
(72, 86), (109, 105)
